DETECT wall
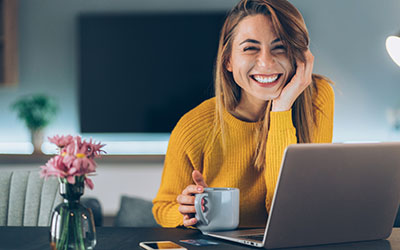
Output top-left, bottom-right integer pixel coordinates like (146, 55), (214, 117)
(0, 0), (238, 142)
(0, 0), (399, 143)
(1, 0), (400, 216)
(291, 0), (400, 141)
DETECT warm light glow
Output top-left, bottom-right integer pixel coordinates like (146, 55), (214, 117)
(0, 142), (33, 154)
(386, 35), (400, 67)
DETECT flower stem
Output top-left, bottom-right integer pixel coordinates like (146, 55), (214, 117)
(75, 207), (86, 250)
(56, 206), (69, 250)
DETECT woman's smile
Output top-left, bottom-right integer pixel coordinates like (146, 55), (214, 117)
(250, 73), (283, 88)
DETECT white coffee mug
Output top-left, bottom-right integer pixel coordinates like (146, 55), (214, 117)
(194, 187), (239, 232)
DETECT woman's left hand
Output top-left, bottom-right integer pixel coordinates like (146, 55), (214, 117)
(271, 50), (314, 112)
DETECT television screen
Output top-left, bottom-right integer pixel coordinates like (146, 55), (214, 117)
(78, 12), (226, 133)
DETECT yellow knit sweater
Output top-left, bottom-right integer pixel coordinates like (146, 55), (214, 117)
(152, 78), (334, 228)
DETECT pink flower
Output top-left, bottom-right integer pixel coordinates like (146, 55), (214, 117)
(63, 136), (105, 159)
(85, 139), (106, 159)
(85, 177), (94, 190)
(67, 175), (76, 185)
(40, 134), (106, 189)
(48, 135), (74, 148)
(40, 155), (68, 179)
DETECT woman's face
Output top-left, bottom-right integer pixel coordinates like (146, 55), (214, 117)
(227, 14), (292, 103)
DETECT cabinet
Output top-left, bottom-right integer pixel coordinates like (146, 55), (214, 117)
(0, 0), (18, 86)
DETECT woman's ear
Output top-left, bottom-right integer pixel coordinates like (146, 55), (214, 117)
(226, 59), (233, 72)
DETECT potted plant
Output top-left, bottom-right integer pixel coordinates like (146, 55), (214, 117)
(11, 94), (58, 154)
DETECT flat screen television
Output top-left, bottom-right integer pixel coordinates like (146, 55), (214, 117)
(78, 12), (227, 133)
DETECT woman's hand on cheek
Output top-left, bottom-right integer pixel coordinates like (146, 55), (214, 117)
(272, 50), (314, 112)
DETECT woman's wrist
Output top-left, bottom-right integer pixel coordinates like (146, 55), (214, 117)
(269, 109), (294, 130)
(271, 100), (292, 112)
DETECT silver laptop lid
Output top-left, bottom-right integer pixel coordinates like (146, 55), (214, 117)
(264, 142), (400, 249)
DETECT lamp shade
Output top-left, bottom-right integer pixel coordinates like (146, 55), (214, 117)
(386, 35), (400, 67)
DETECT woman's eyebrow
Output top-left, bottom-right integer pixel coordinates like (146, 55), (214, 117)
(271, 38), (281, 44)
(239, 38), (281, 46)
(239, 39), (260, 45)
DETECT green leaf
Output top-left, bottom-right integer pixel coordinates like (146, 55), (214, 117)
(10, 94), (58, 131)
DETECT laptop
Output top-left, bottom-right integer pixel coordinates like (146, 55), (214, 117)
(202, 142), (400, 248)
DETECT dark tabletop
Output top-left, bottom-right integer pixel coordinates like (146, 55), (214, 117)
(1, 227), (400, 250)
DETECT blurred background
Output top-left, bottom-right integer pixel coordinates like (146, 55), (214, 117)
(0, 0), (399, 224)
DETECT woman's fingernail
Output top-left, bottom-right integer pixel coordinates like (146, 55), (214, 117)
(197, 187), (202, 191)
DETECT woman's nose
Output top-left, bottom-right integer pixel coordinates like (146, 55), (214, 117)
(257, 50), (276, 68)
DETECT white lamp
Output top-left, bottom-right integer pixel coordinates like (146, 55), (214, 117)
(386, 35), (400, 67)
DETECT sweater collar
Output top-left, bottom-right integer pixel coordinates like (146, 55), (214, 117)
(222, 107), (261, 130)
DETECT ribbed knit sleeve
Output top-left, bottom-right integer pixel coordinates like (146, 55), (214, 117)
(152, 99), (215, 227)
(312, 79), (335, 143)
(264, 78), (334, 212)
(264, 110), (297, 211)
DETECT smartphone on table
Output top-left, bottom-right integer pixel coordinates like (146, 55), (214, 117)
(139, 241), (187, 250)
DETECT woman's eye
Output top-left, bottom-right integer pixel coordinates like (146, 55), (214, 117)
(243, 46), (259, 52)
(272, 45), (287, 52)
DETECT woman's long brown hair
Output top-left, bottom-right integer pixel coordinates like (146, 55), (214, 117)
(214, 0), (329, 170)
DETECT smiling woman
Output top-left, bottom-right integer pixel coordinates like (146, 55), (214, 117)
(152, 0), (334, 228)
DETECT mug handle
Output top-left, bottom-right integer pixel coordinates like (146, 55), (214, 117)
(194, 193), (209, 225)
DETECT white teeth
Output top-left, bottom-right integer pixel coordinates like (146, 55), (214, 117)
(253, 74), (279, 83)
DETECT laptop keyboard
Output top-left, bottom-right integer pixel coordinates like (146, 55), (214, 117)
(239, 234), (264, 242)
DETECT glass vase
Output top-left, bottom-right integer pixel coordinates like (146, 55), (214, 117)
(50, 179), (96, 250)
